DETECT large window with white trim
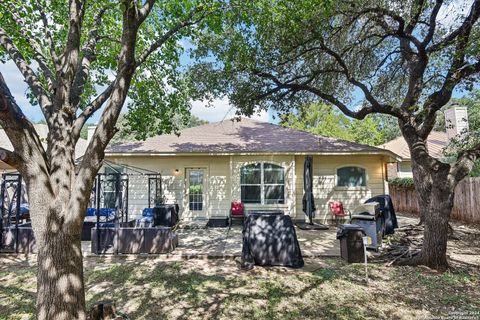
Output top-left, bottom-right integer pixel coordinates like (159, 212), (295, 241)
(336, 166), (367, 187)
(240, 163), (285, 204)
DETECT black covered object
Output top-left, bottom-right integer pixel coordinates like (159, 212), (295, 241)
(337, 224), (365, 263)
(153, 204), (179, 227)
(1, 222), (36, 253)
(91, 225), (178, 254)
(365, 195), (398, 235)
(241, 214), (304, 269)
(82, 221), (96, 241)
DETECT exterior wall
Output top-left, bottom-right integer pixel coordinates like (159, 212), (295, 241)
(106, 153), (387, 222)
(386, 163), (398, 179)
(106, 155), (231, 220)
(230, 155), (296, 216)
(386, 161), (413, 179)
(295, 155), (387, 223)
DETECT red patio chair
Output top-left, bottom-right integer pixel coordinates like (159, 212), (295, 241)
(328, 201), (351, 225)
(229, 201), (245, 228)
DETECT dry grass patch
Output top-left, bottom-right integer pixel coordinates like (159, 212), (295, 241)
(0, 255), (479, 320)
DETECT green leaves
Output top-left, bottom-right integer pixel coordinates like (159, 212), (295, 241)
(280, 102), (397, 146)
(1, 0), (222, 139)
(388, 177), (415, 188)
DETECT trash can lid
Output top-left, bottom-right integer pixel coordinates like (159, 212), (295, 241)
(336, 224), (365, 239)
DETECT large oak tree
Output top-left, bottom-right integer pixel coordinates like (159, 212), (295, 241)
(191, 0), (480, 270)
(0, 0), (220, 318)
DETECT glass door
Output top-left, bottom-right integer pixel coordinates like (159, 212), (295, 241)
(186, 168), (206, 215)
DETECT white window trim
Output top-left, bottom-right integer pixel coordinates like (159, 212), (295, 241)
(240, 162), (285, 204)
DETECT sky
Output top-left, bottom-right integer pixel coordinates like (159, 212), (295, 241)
(0, 0), (473, 125)
(0, 59), (271, 124)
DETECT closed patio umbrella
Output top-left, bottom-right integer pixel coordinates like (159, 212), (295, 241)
(297, 156), (328, 230)
(304, 155), (315, 223)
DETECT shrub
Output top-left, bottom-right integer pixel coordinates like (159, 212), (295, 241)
(388, 177), (415, 188)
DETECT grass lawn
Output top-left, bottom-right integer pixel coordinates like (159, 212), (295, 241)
(0, 254), (479, 320)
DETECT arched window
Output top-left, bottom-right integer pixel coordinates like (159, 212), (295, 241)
(240, 163), (285, 204)
(336, 166), (366, 187)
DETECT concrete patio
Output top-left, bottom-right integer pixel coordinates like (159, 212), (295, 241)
(81, 214), (418, 258)
(173, 224), (339, 258)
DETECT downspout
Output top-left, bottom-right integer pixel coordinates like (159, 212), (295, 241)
(381, 158), (387, 194)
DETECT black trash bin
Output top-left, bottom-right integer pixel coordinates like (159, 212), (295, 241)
(350, 202), (383, 250)
(153, 204), (179, 227)
(336, 224), (366, 263)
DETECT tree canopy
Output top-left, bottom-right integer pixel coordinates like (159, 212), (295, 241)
(280, 102), (400, 146)
(0, 0), (220, 140)
(190, 0), (480, 270)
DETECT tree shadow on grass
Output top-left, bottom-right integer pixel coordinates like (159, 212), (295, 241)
(0, 283), (36, 318)
(84, 258), (351, 320)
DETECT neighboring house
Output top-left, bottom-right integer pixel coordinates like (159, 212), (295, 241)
(379, 131), (449, 179)
(105, 118), (399, 222)
(379, 105), (468, 179)
(0, 124), (88, 172)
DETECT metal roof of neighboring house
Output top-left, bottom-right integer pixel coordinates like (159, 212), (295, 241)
(378, 131), (448, 160)
(0, 124), (88, 169)
(106, 117), (399, 158)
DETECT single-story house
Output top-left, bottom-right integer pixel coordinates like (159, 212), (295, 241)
(105, 118), (399, 223)
(378, 131), (448, 179)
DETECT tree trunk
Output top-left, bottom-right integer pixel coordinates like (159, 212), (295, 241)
(412, 162), (455, 270)
(27, 177), (88, 320)
(36, 225), (86, 320)
(417, 187), (453, 270)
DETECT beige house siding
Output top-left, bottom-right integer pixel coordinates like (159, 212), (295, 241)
(106, 153), (387, 221)
(106, 155), (231, 220)
(294, 155), (387, 223)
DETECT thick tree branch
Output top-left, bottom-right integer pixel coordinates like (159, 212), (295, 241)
(138, 0), (156, 22)
(71, 1), (140, 230)
(0, 72), (48, 172)
(427, 0), (480, 52)
(54, 0), (85, 115)
(418, 60), (479, 140)
(5, 8), (56, 84)
(357, 6), (425, 54)
(450, 142), (480, 183)
(418, 59), (480, 138)
(316, 38), (396, 112)
(253, 69), (403, 120)
(0, 28), (53, 119)
(0, 147), (21, 168)
(72, 83), (115, 141)
(405, 0), (426, 34)
(421, 0), (443, 47)
(71, 5), (113, 109)
(37, 5), (60, 67)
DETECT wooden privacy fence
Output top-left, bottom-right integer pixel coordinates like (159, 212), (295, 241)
(389, 177), (480, 224)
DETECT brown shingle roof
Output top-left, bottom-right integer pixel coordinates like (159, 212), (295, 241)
(107, 118), (396, 156)
(378, 131), (448, 160)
